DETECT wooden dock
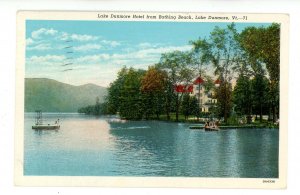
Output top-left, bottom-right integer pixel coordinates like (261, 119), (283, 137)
(189, 124), (267, 130)
(32, 124), (60, 130)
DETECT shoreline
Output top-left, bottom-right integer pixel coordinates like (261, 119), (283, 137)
(26, 112), (279, 129)
(189, 124), (278, 129)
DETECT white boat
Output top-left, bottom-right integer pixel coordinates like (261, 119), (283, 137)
(32, 110), (60, 130)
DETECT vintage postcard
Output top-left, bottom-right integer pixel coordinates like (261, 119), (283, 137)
(15, 11), (289, 188)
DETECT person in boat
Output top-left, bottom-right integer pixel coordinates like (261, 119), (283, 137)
(55, 119), (60, 125)
(210, 121), (213, 128)
(213, 121), (219, 129)
(204, 122), (209, 128)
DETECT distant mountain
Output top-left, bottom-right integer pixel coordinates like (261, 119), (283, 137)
(25, 78), (107, 112)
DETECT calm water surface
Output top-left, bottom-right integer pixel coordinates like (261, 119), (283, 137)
(24, 113), (278, 177)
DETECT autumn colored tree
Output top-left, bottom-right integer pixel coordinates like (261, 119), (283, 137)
(141, 66), (167, 93)
(141, 66), (167, 119)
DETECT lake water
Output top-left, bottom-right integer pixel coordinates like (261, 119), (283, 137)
(24, 113), (279, 177)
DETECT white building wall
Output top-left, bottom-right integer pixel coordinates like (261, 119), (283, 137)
(191, 84), (217, 113)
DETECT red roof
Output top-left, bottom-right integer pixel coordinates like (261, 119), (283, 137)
(175, 84), (193, 93)
(214, 79), (221, 85)
(194, 77), (204, 85)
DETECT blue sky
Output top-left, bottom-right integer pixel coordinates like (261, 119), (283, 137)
(26, 20), (270, 87)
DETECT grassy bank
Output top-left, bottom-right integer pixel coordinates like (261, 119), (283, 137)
(125, 113), (279, 128)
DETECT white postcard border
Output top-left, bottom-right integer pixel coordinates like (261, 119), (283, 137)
(15, 11), (289, 188)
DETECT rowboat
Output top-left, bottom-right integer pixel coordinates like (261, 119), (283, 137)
(204, 121), (219, 131)
(204, 126), (219, 131)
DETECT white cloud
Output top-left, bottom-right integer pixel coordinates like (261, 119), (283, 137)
(59, 32), (69, 41)
(139, 45), (192, 55)
(138, 42), (153, 48)
(101, 40), (121, 47)
(25, 44), (193, 86)
(25, 55), (67, 80)
(31, 29), (44, 39)
(75, 54), (110, 63)
(137, 42), (164, 49)
(57, 65), (121, 87)
(27, 28), (122, 54)
(26, 44), (191, 67)
(31, 28), (58, 39)
(73, 44), (102, 52)
(26, 43), (53, 51)
(30, 28), (100, 43)
(26, 38), (34, 46)
(110, 45), (192, 60)
(70, 34), (99, 42)
(26, 55), (66, 66)
(74, 45), (192, 66)
(47, 29), (58, 35)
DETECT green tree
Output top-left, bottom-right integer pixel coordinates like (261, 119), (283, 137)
(106, 67), (128, 114)
(190, 38), (212, 77)
(163, 79), (176, 120)
(78, 96), (109, 116)
(181, 93), (191, 120)
(233, 74), (253, 123)
(215, 81), (233, 122)
(78, 105), (95, 115)
(94, 96), (101, 115)
(119, 68), (145, 119)
(190, 38), (213, 117)
(239, 23), (280, 122)
(106, 67), (146, 119)
(189, 96), (201, 119)
(251, 75), (269, 122)
(202, 23), (240, 123)
(157, 51), (196, 121)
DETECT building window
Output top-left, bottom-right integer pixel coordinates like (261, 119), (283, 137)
(196, 86), (203, 90)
